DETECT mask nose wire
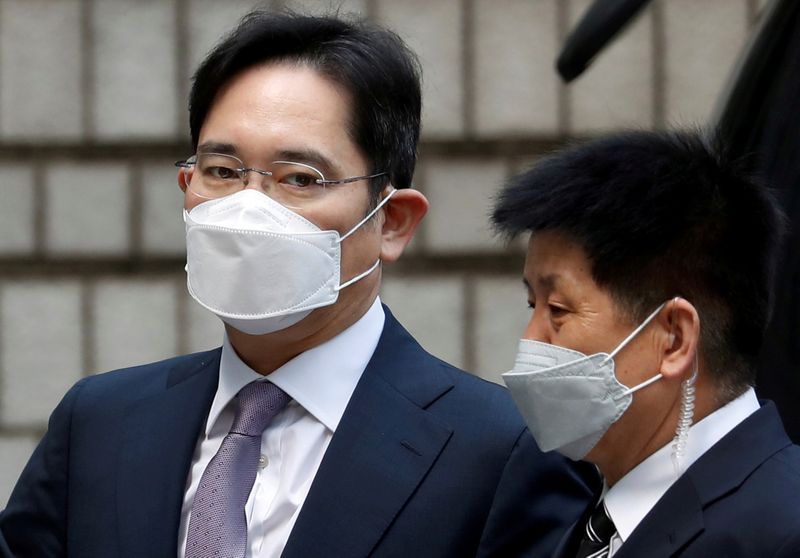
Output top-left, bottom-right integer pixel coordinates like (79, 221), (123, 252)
(600, 300), (669, 366)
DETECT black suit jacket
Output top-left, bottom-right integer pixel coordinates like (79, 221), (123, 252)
(554, 402), (800, 557)
(1, 307), (596, 557)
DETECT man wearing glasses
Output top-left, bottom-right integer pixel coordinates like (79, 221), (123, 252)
(0, 11), (594, 557)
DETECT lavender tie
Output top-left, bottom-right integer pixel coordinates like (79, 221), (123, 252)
(186, 381), (290, 558)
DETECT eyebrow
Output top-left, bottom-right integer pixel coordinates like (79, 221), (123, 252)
(197, 141), (238, 156)
(274, 148), (339, 175)
(196, 142), (340, 175)
(523, 274), (559, 292)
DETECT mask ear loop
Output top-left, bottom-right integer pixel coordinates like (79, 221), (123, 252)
(338, 187), (397, 243)
(601, 300), (668, 366)
(334, 188), (397, 292)
(607, 300), (672, 400)
(335, 259), (381, 291)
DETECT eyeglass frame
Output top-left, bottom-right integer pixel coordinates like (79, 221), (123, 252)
(174, 153), (388, 188)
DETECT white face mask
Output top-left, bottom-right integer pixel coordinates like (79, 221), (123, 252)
(184, 188), (395, 335)
(502, 301), (667, 461)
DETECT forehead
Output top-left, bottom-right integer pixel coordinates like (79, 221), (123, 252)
(524, 232), (593, 287)
(199, 62), (361, 170)
(524, 231), (633, 320)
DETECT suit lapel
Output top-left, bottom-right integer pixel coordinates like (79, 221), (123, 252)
(616, 479), (704, 557)
(618, 402), (792, 557)
(116, 350), (220, 558)
(552, 518), (585, 558)
(551, 479), (705, 558)
(282, 308), (455, 557)
(553, 495), (598, 558)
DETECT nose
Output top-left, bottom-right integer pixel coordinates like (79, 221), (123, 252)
(241, 168), (274, 191)
(522, 309), (551, 343)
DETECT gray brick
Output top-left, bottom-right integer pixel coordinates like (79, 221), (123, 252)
(376, 0), (464, 138)
(142, 161), (187, 256)
(44, 162), (130, 257)
(0, 281), (83, 426)
(381, 276), (465, 368)
(92, 0), (178, 139)
(0, 164), (35, 255)
(568, 0), (655, 132)
(187, 1), (263, 76)
(424, 157), (509, 253)
(92, 278), (179, 372)
(474, 276), (530, 384)
(184, 288), (225, 353)
(0, 435), (38, 507)
(663, 0), (749, 125)
(474, 0), (560, 136)
(0, 0), (83, 140)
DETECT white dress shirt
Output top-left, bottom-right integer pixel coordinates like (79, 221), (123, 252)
(603, 387), (760, 556)
(177, 297), (385, 558)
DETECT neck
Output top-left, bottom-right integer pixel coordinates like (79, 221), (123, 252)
(225, 284), (380, 375)
(594, 379), (718, 486)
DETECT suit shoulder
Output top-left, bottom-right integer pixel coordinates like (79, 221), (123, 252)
(771, 442), (800, 473)
(702, 443), (800, 536)
(754, 443), (800, 494)
(77, 348), (220, 401)
(429, 355), (526, 436)
(694, 443), (800, 554)
(380, 310), (521, 422)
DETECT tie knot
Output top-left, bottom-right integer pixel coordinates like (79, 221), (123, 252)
(230, 381), (290, 436)
(587, 500), (615, 545)
(574, 499), (616, 558)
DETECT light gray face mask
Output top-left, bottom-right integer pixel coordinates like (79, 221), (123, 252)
(502, 302), (667, 461)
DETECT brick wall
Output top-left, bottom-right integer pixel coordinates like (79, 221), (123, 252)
(0, 0), (761, 505)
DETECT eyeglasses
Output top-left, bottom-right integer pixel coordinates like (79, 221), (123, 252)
(175, 153), (387, 208)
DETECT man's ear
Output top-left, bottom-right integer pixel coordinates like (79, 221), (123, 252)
(177, 167), (191, 193)
(379, 188), (428, 262)
(659, 297), (701, 381)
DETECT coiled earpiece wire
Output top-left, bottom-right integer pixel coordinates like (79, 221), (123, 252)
(669, 297), (698, 474)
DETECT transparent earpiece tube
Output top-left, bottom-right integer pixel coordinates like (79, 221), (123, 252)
(671, 354), (699, 474)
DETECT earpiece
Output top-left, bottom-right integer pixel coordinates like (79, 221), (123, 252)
(667, 296), (680, 349)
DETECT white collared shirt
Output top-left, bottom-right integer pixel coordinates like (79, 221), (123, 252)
(177, 297), (385, 558)
(603, 387), (760, 556)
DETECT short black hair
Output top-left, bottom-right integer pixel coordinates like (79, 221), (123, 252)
(492, 130), (786, 401)
(188, 10), (422, 199)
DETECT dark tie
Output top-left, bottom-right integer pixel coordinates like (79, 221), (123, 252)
(575, 499), (616, 558)
(185, 381), (290, 558)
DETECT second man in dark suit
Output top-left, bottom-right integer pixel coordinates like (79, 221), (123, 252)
(493, 130), (800, 557)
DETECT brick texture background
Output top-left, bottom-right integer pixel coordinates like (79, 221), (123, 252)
(0, 0), (762, 505)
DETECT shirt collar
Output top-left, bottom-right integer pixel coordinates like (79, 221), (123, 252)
(604, 387), (759, 542)
(206, 297), (385, 435)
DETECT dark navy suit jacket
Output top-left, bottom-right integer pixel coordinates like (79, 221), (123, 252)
(554, 402), (800, 557)
(1, 308), (596, 557)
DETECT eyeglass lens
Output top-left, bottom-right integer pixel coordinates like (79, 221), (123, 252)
(183, 153), (329, 207)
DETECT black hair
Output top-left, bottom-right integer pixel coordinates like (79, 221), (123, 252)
(188, 10), (422, 201)
(492, 130), (786, 401)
